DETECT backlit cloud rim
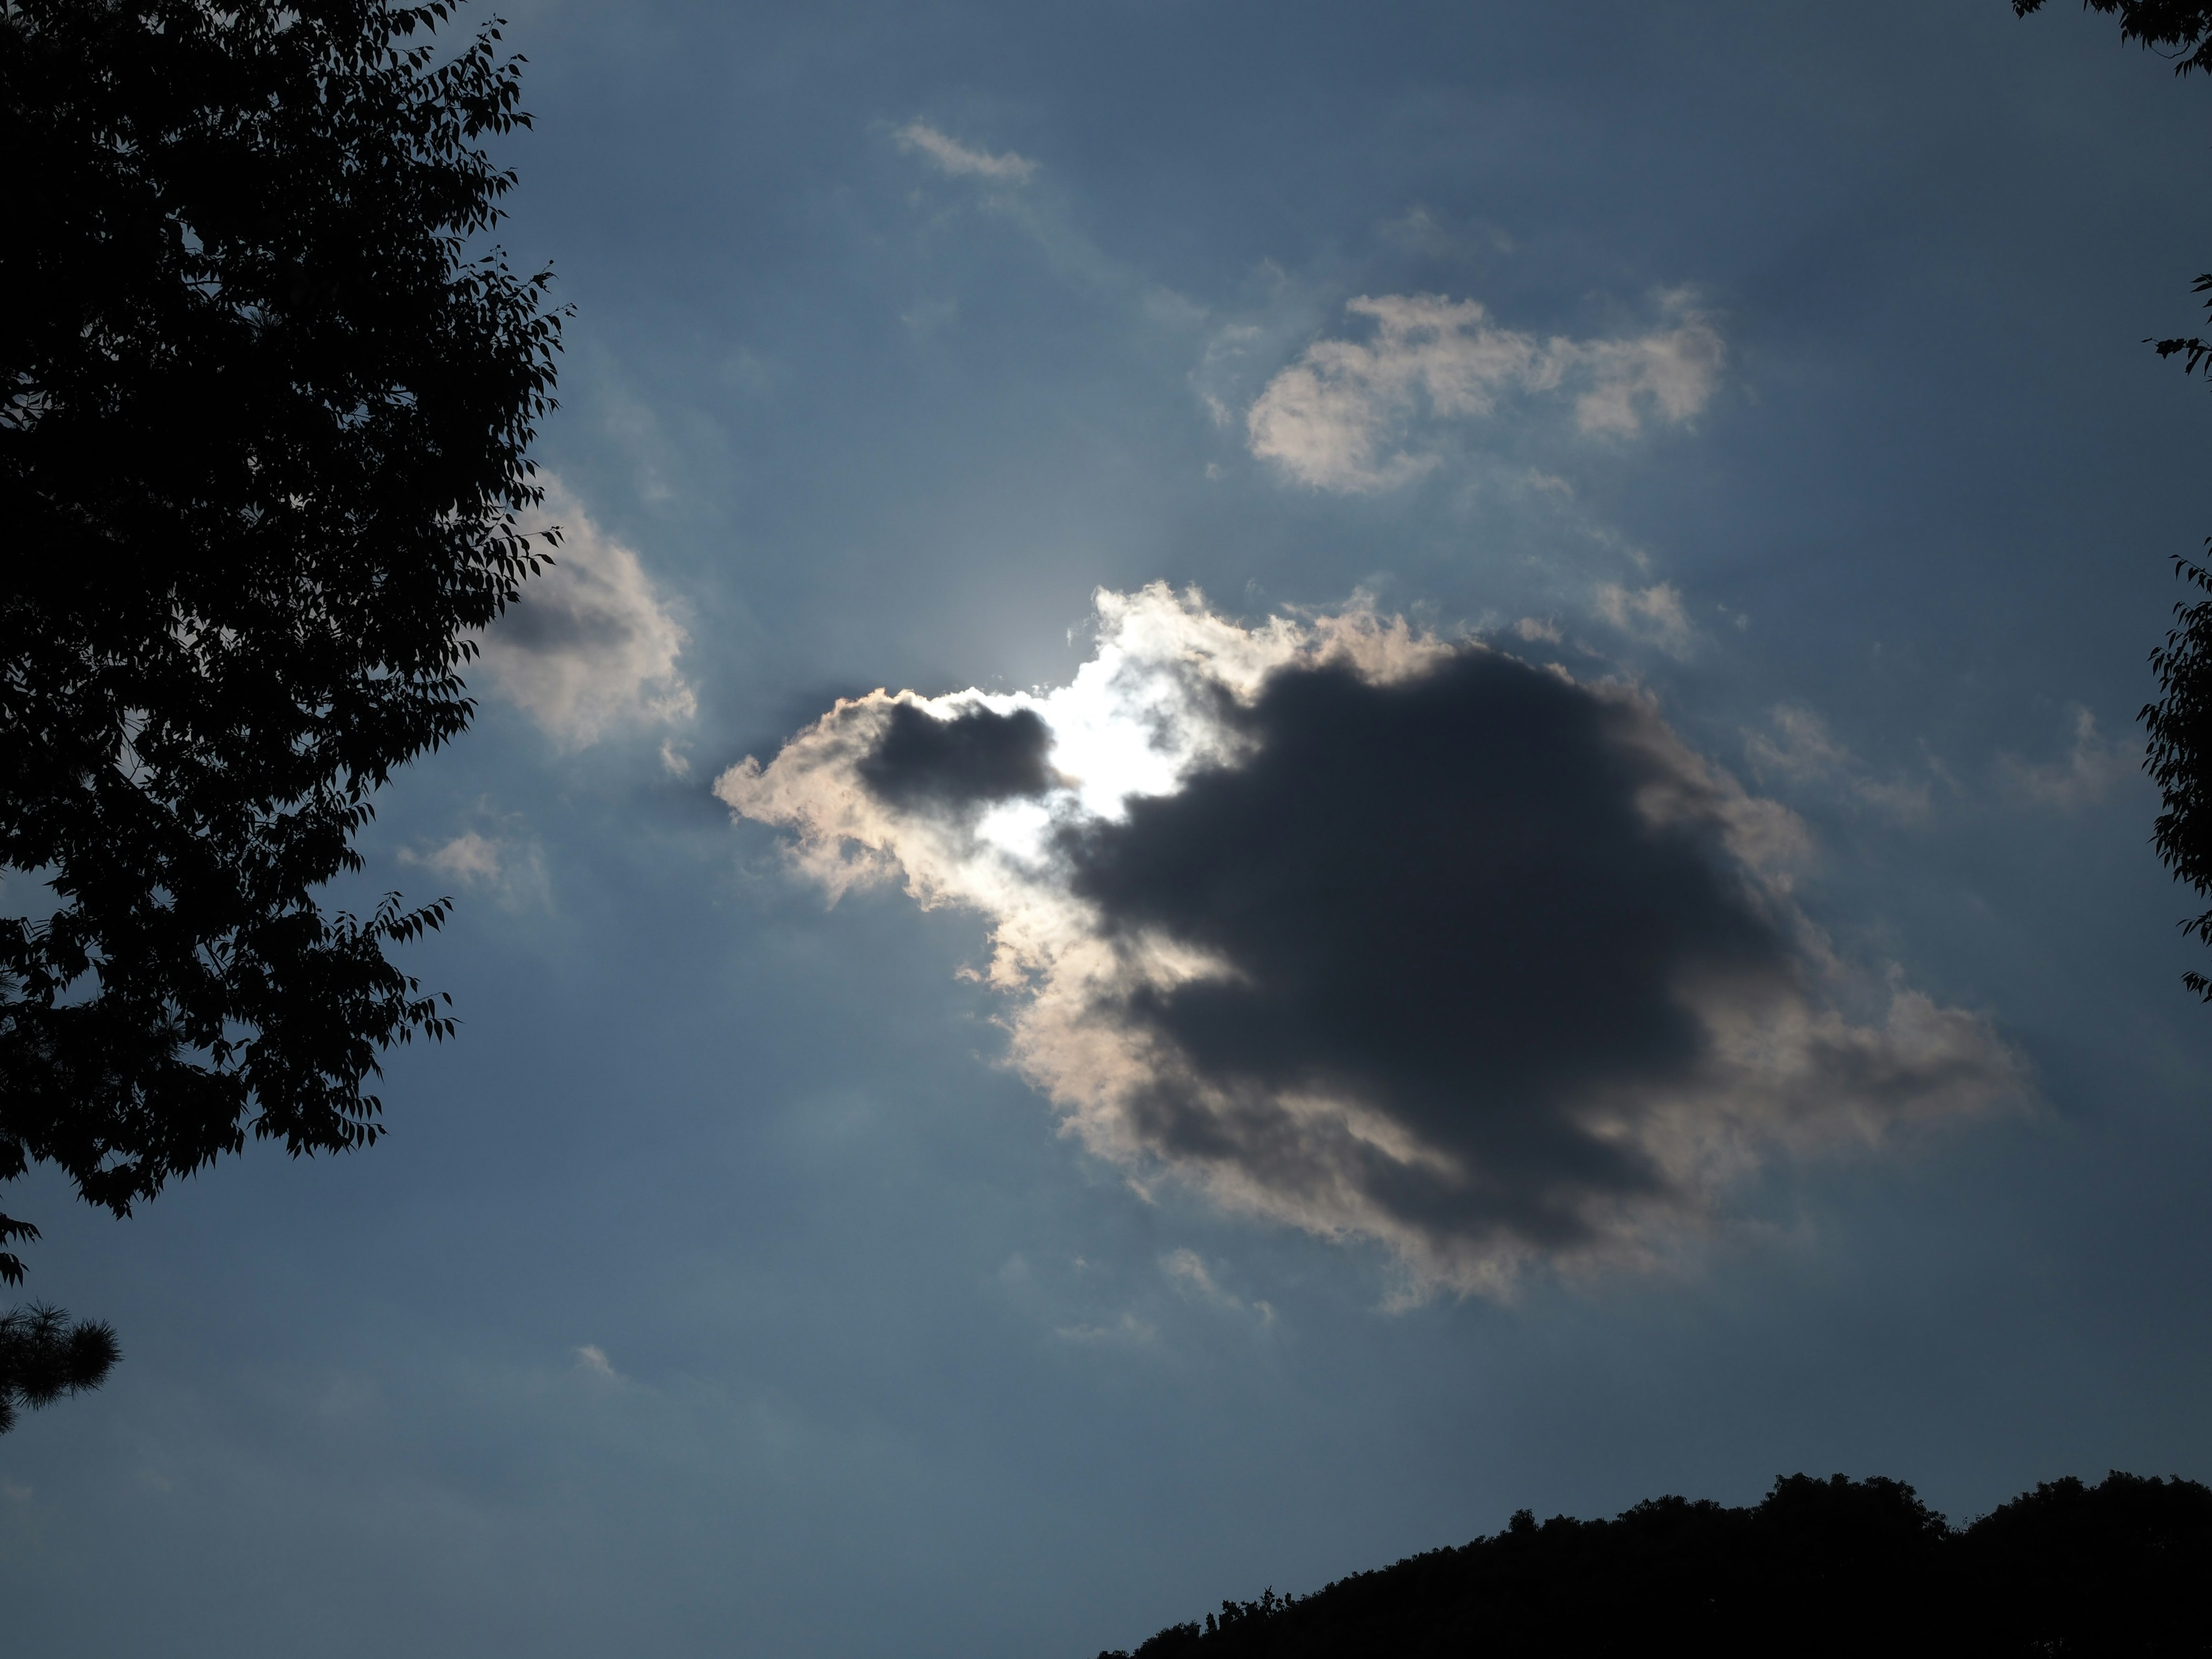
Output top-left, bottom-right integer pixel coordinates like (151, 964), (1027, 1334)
(718, 587), (2025, 1296)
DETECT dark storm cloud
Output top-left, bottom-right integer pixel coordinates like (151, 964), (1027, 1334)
(725, 589), (2026, 1292)
(857, 702), (1055, 809)
(1062, 652), (1797, 1251)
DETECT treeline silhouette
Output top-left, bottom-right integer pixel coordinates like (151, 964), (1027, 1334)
(1099, 1472), (2211, 1657)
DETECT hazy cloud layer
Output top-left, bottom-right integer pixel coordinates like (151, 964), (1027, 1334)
(1247, 293), (1724, 491)
(476, 482), (696, 749)
(719, 588), (2023, 1294)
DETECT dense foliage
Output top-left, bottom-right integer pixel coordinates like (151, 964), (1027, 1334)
(0, 0), (560, 1422)
(1100, 1472), (2212, 1658)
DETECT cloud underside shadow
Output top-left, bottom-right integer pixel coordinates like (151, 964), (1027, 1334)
(719, 588), (2024, 1296)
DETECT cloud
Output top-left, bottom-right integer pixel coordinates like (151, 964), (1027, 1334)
(399, 826), (550, 909)
(1746, 706), (1934, 821)
(2004, 707), (2139, 808)
(1594, 581), (1696, 657)
(1246, 293), (1724, 491)
(475, 480), (696, 750)
(719, 587), (2025, 1297)
(409, 831), (505, 886)
(1162, 1249), (1275, 1324)
(894, 121), (1037, 183)
(858, 703), (1057, 808)
(574, 1344), (618, 1379)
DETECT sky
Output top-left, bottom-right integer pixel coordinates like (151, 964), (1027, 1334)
(8, 2), (2212, 1654)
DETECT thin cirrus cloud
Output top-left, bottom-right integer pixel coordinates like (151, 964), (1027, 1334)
(1246, 293), (1725, 492)
(893, 120), (1038, 183)
(473, 480), (696, 751)
(718, 586), (2026, 1297)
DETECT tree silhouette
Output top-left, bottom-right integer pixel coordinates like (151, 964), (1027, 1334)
(1094, 1471), (2212, 1657)
(0, 1305), (119, 1435)
(2014, 2), (2212, 995)
(0, 0), (562, 1426)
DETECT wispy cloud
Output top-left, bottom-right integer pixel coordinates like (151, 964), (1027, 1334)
(399, 823), (551, 910)
(1595, 581), (1697, 657)
(1747, 706), (1936, 821)
(1052, 1312), (1157, 1346)
(719, 586), (2024, 1298)
(1162, 1249), (1275, 1325)
(411, 831), (504, 886)
(475, 479), (695, 751)
(2004, 707), (2139, 808)
(1245, 293), (1724, 491)
(894, 121), (1037, 183)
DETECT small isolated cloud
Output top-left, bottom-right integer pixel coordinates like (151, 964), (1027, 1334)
(399, 827), (549, 908)
(475, 480), (695, 751)
(719, 587), (2025, 1298)
(1595, 581), (1696, 657)
(894, 120), (1037, 183)
(408, 831), (504, 886)
(1247, 293), (1724, 491)
(574, 1344), (618, 1379)
(1746, 706), (1934, 822)
(2005, 707), (2139, 808)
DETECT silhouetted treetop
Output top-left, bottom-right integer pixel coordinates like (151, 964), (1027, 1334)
(1095, 1471), (2212, 1658)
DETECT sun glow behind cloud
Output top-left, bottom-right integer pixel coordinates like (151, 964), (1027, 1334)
(719, 588), (2027, 1297)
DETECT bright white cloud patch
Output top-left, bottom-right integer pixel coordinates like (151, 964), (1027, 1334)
(719, 587), (2024, 1297)
(894, 120), (1038, 183)
(475, 480), (695, 750)
(1246, 293), (1724, 491)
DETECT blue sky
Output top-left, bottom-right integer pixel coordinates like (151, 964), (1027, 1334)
(9, 2), (2212, 1654)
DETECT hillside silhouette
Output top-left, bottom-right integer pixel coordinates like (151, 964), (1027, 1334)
(1099, 1472), (2211, 1658)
